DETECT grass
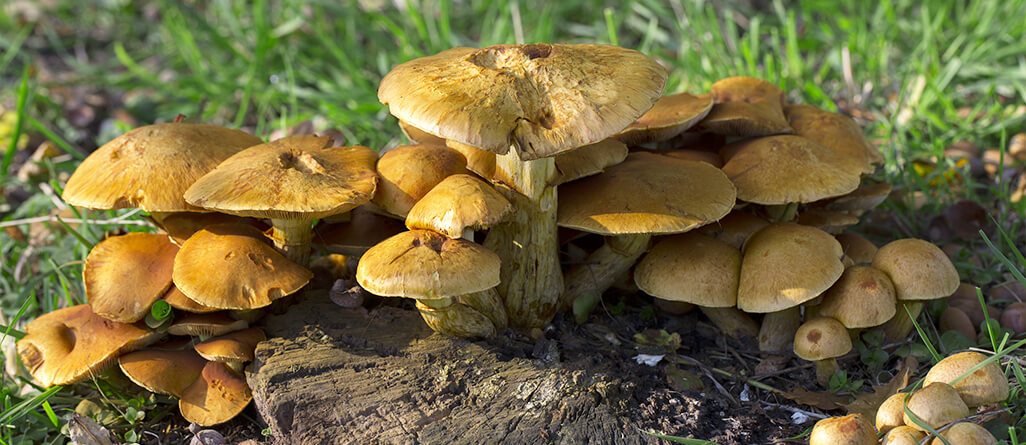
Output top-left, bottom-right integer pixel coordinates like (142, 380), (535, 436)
(1, 0), (1026, 442)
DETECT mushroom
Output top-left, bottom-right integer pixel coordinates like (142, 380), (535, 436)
(378, 43), (667, 330)
(614, 92), (714, 145)
(447, 137), (630, 185)
(193, 327), (265, 373)
(405, 174), (513, 240)
(902, 382), (969, 432)
(372, 143), (470, 218)
(784, 104), (883, 174)
(162, 286), (220, 314)
(880, 426), (926, 445)
(185, 135), (378, 265)
(835, 232), (878, 265)
(930, 422), (998, 445)
(398, 120), (446, 146)
(696, 210), (770, 249)
(877, 392), (911, 433)
(823, 183), (893, 215)
(118, 348), (206, 397)
(1000, 302), (1026, 334)
(84, 232), (179, 323)
(696, 77), (793, 137)
(793, 316), (852, 386)
(814, 266), (897, 329)
(808, 414), (877, 445)
(166, 313), (248, 338)
(873, 238), (960, 341)
(179, 361), (253, 426)
(796, 209), (859, 234)
(922, 351), (1009, 407)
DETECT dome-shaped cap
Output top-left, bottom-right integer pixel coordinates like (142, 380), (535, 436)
(378, 44), (668, 160)
(793, 317), (852, 361)
(172, 224), (313, 310)
(445, 139), (496, 178)
(825, 183), (892, 213)
(835, 232), (877, 265)
(615, 93), (714, 145)
(405, 174), (513, 238)
(738, 223), (844, 313)
(785, 104), (883, 172)
(84, 232), (179, 323)
(356, 230), (501, 299)
(902, 382), (969, 432)
(881, 426), (925, 445)
(872, 238), (959, 300)
(557, 152), (736, 236)
(372, 144), (469, 218)
(809, 414), (877, 445)
(876, 392), (909, 433)
(16, 305), (158, 387)
(62, 123), (262, 212)
(179, 361), (252, 426)
(721, 135), (863, 205)
(193, 327), (265, 363)
(930, 422), (998, 445)
(635, 232), (740, 307)
(696, 77), (793, 137)
(158, 212), (259, 246)
(118, 348), (206, 397)
(815, 266), (897, 328)
(923, 351), (1009, 407)
(185, 135), (378, 220)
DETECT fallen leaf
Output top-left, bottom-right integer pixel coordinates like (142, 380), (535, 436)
(843, 356), (918, 420)
(68, 413), (114, 445)
(665, 364), (704, 392)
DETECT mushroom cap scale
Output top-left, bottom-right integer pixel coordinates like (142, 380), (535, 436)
(185, 135), (378, 220)
(62, 123), (262, 212)
(378, 44), (668, 160)
(84, 232), (179, 323)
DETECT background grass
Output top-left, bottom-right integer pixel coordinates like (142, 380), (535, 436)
(1, 0), (1026, 443)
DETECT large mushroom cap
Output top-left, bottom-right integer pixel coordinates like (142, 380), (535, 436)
(16, 305), (159, 387)
(405, 174), (513, 238)
(634, 232), (740, 307)
(185, 135), (378, 220)
(737, 223), (844, 313)
(720, 135), (863, 205)
(785, 104), (883, 172)
(557, 152), (736, 235)
(930, 422), (998, 445)
(902, 382), (970, 432)
(615, 92), (714, 145)
(356, 230), (500, 299)
(172, 225), (313, 310)
(179, 361), (252, 426)
(378, 44), (668, 160)
(62, 123), (262, 212)
(815, 266), (897, 328)
(872, 238), (959, 300)
(923, 351), (1009, 407)
(118, 348), (206, 397)
(84, 232), (179, 323)
(372, 144), (469, 218)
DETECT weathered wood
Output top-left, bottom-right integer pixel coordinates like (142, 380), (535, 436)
(247, 296), (656, 444)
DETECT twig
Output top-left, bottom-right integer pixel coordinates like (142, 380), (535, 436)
(13, 245), (34, 283)
(37, 183), (67, 211)
(760, 400), (828, 420)
(0, 209), (153, 229)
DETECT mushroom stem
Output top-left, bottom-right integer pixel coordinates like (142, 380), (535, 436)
(560, 233), (651, 312)
(415, 297), (498, 338)
(269, 218), (314, 266)
(758, 306), (801, 352)
(882, 301), (924, 342)
(484, 150), (562, 331)
(457, 288), (507, 331)
(766, 203), (798, 222)
(699, 306), (760, 339)
(462, 228), (475, 242)
(814, 358), (839, 387)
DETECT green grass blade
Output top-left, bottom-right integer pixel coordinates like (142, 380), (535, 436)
(1, 65), (31, 183)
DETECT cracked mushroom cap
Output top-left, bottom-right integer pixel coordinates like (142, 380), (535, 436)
(84, 232), (179, 323)
(405, 174), (513, 238)
(378, 44), (668, 160)
(794, 317), (852, 362)
(16, 305), (159, 387)
(815, 266), (897, 328)
(872, 238), (959, 300)
(179, 361), (252, 426)
(372, 144), (469, 218)
(930, 422), (998, 445)
(785, 104), (883, 172)
(737, 223), (844, 313)
(923, 351), (1009, 407)
(696, 77), (793, 137)
(172, 224), (313, 310)
(902, 382), (970, 432)
(193, 328), (265, 363)
(809, 414), (877, 445)
(720, 135), (863, 205)
(62, 123), (262, 212)
(356, 230), (500, 299)
(185, 135), (378, 221)
(614, 92), (714, 145)
(557, 152), (736, 236)
(634, 232), (741, 307)
(118, 348), (206, 397)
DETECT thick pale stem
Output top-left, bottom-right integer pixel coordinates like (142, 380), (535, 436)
(882, 301), (924, 342)
(700, 306), (760, 339)
(766, 203), (798, 222)
(814, 358), (839, 387)
(462, 228), (475, 242)
(484, 150), (562, 331)
(270, 218), (314, 266)
(415, 297), (497, 338)
(457, 288), (507, 331)
(758, 306), (802, 353)
(560, 233), (651, 312)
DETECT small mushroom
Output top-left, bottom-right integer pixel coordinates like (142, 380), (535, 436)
(167, 313), (248, 338)
(118, 348), (206, 397)
(835, 232), (877, 265)
(405, 174), (513, 240)
(815, 266), (897, 329)
(372, 144), (470, 218)
(930, 422), (998, 445)
(902, 382), (969, 432)
(614, 92), (714, 145)
(880, 426), (925, 445)
(877, 392), (911, 433)
(179, 362), (252, 426)
(793, 317), (852, 386)
(809, 414), (877, 445)
(696, 77), (793, 137)
(923, 351), (1009, 407)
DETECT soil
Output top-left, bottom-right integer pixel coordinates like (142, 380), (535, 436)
(245, 290), (811, 444)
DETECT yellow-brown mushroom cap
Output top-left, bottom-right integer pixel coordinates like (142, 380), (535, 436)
(923, 351), (1009, 407)
(62, 123), (262, 212)
(372, 144), (469, 218)
(785, 104), (883, 172)
(930, 422), (998, 445)
(696, 77), (793, 137)
(356, 230), (500, 299)
(405, 174), (513, 238)
(557, 152), (736, 236)
(881, 426), (926, 445)
(193, 327), (265, 363)
(794, 317), (852, 361)
(162, 286), (220, 313)
(378, 44), (668, 160)
(825, 183), (893, 213)
(445, 140), (497, 179)
(84, 232), (179, 323)
(815, 266), (897, 328)
(877, 392), (910, 433)
(738, 223), (844, 313)
(872, 238), (959, 300)
(166, 312), (249, 337)
(185, 135), (378, 220)
(835, 232), (878, 265)
(158, 212), (260, 246)
(634, 232), (740, 307)
(172, 224), (313, 310)
(720, 135), (863, 205)
(902, 382), (970, 432)
(118, 348), (206, 397)
(551, 138), (629, 185)
(16, 305), (159, 387)
(179, 361), (252, 427)
(615, 93), (714, 145)
(809, 414), (878, 445)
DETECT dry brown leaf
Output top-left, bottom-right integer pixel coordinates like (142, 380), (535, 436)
(843, 356), (918, 420)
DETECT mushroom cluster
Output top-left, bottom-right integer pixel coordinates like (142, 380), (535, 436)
(810, 351), (1007, 444)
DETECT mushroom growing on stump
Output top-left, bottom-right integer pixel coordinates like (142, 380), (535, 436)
(378, 43), (668, 330)
(194, 327), (266, 373)
(185, 135), (378, 265)
(83, 232), (179, 323)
